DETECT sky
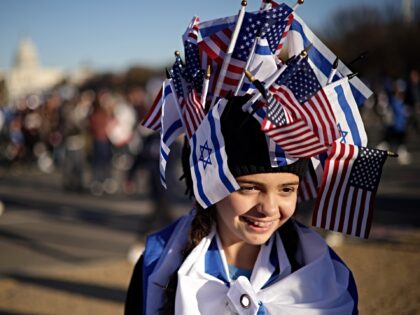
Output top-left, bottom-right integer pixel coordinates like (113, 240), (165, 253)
(0, 0), (400, 72)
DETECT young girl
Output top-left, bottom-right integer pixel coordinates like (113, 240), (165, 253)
(125, 96), (358, 314)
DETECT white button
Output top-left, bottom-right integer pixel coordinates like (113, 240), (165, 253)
(240, 294), (251, 309)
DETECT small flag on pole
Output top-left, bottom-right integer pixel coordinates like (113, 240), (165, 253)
(199, 4), (293, 99)
(183, 16), (204, 93)
(286, 14), (372, 105)
(159, 80), (185, 188)
(312, 142), (387, 238)
(262, 84), (340, 158)
(182, 89), (205, 139)
(326, 78), (368, 146)
(142, 85), (164, 131)
(189, 99), (239, 208)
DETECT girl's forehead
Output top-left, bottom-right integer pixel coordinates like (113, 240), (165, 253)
(236, 172), (299, 185)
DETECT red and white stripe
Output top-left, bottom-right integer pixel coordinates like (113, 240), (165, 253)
(312, 143), (375, 238)
(199, 28), (247, 98)
(275, 13), (294, 56)
(141, 85), (163, 131)
(183, 90), (205, 139)
(264, 119), (328, 158)
(297, 157), (323, 202)
(272, 85), (340, 146)
(183, 16), (200, 43)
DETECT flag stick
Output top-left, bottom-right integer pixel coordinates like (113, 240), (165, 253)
(165, 67), (188, 131)
(292, 0), (304, 11)
(242, 63), (287, 112)
(387, 151), (398, 158)
(234, 29), (262, 96)
(259, 0), (273, 11)
(242, 45), (312, 112)
(347, 72), (358, 80)
(327, 57), (339, 84)
(244, 69), (267, 99)
(200, 65), (211, 107)
(174, 50), (190, 100)
(348, 51), (368, 67)
(210, 0), (248, 108)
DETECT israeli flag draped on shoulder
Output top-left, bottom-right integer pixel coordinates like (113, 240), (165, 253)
(287, 14), (372, 106)
(175, 219), (358, 315)
(159, 79), (184, 188)
(189, 99), (239, 208)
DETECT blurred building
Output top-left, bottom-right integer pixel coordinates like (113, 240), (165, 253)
(4, 38), (64, 101)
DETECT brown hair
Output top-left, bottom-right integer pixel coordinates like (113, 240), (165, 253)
(160, 204), (215, 315)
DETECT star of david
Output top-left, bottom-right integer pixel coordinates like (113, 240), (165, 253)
(199, 141), (212, 170)
(337, 123), (349, 143)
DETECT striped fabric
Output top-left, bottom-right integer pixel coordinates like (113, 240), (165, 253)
(312, 143), (387, 238)
(189, 99), (239, 208)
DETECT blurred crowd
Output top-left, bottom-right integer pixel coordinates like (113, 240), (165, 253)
(0, 69), (419, 198)
(0, 82), (181, 201)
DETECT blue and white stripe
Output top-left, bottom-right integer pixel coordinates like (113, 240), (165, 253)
(326, 78), (368, 146)
(288, 14), (372, 106)
(159, 79), (184, 188)
(239, 38), (279, 96)
(189, 99), (239, 208)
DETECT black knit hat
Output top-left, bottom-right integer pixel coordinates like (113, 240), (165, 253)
(221, 95), (308, 178)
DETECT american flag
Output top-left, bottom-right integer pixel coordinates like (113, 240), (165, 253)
(182, 88), (205, 139)
(183, 16), (204, 93)
(262, 84), (339, 158)
(199, 4), (293, 98)
(271, 57), (321, 103)
(312, 143), (387, 238)
(297, 156), (324, 202)
(142, 55), (186, 131)
(142, 85), (165, 131)
(171, 55), (185, 99)
(264, 118), (328, 158)
(261, 93), (289, 130)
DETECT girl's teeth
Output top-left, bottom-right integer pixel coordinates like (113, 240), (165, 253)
(247, 218), (271, 227)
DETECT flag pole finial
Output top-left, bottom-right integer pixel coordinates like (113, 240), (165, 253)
(347, 72), (358, 80)
(205, 65), (211, 79)
(241, 0), (247, 6)
(174, 50), (181, 57)
(300, 43), (313, 58)
(332, 57), (339, 69)
(244, 69), (256, 83)
(293, 0), (304, 10)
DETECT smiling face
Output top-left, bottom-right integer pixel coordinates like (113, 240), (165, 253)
(215, 172), (299, 247)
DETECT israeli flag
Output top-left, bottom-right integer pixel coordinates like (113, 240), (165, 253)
(325, 78), (368, 146)
(240, 38), (278, 95)
(287, 14), (372, 106)
(159, 79), (184, 188)
(189, 99), (239, 208)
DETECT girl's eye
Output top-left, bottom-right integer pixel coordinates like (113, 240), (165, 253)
(239, 186), (257, 192)
(281, 186), (296, 194)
